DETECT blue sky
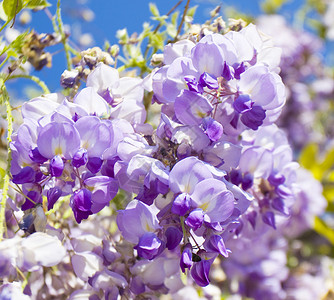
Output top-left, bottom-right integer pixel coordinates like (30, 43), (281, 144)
(4, 0), (317, 99)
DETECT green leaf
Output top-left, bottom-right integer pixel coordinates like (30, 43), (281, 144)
(24, 0), (50, 9)
(314, 216), (334, 245)
(186, 5), (198, 18)
(261, 0), (288, 13)
(299, 143), (318, 170)
(9, 30), (28, 52)
(320, 148), (334, 173)
(171, 11), (179, 26)
(166, 23), (177, 38)
(0, 1), (8, 21)
(0, 167), (5, 189)
(3, 0), (23, 19)
(149, 3), (159, 17)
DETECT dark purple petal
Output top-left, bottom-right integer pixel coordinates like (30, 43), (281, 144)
(37, 121), (80, 159)
(235, 220), (244, 236)
(130, 276), (145, 295)
(50, 155), (64, 177)
(101, 156), (120, 178)
(234, 62), (246, 79)
(185, 208), (204, 231)
(72, 148), (88, 168)
(240, 106), (266, 130)
(233, 94), (253, 114)
(180, 243), (193, 273)
(199, 72), (218, 89)
(87, 157), (103, 174)
(22, 191), (42, 211)
(204, 235), (229, 257)
(70, 189), (93, 223)
(136, 185), (159, 206)
(165, 226), (183, 250)
(275, 184), (292, 198)
(241, 173), (253, 190)
(174, 90), (213, 125)
(246, 211), (257, 229)
(73, 189), (92, 212)
(203, 117), (223, 142)
(134, 232), (163, 260)
(29, 147), (48, 164)
(171, 193), (191, 216)
(229, 169), (242, 186)
(262, 211), (276, 229)
(272, 197), (289, 216)
(47, 187), (62, 210)
(190, 260), (211, 287)
(222, 62), (235, 81)
(268, 171), (285, 186)
(12, 166), (35, 184)
(99, 88), (114, 105)
(184, 75), (203, 93)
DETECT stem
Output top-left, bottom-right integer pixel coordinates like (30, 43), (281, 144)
(0, 56), (10, 69)
(0, 20), (10, 33)
(57, 0), (71, 70)
(7, 74), (50, 94)
(180, 216), (189, 244)
(174, 0), (191, 41)
(0, 86), (13, 241)
(10, 0), (20, 28)
(143, 0), (184, 59)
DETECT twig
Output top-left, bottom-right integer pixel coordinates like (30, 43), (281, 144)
(174, 0), (191, 41)
(7, 74), (50, 94)
(144, 0), (184, 59)
(0, 86), (13, 241)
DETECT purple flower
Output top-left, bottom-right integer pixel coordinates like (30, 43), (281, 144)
(185, 208), (204, 231)
(84, 176), (118, 213)
(165, 226), (183, 250)
(233, 94), (254, 114)
(134, 232), (164, 260)
(171, 193), (191, 216)
(116, 200), (161, 244)
(50, 155), (64, 177)
(174, 90), (213, 125)
(190, 178), (234, 224)
(262, 211), (276, 229)
(199, 72), (219, 90)
(70, 189), (93, 223)
(191, 259), (212, 287)
(203, 235), (230, 257)
(37, 120), (80, 159)
(12, 166), (35, 184)
(47, 187), (62, 210)
(203, 117), (224, 142)
(169, 156), (213, 195)
(180, 243), (193, 273)
(74, 116), (111, 158)
(72, 148), (88, 168)
(29, 147), (47, 164)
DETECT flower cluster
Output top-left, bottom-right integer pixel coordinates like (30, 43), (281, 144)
(3, 15), (332, 299)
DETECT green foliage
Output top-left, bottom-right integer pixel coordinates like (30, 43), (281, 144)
(149, 3), (159, 17)
(261, 0), (288, 14)
(186, 5), (197, 18)
(0, 167), (5, 189)
(314, 216), (334, 245)
(24, 0), (50, 9)
(115, 2), (193, 75)
(300, 144), (334, 246)
(3, 0), (23, 20)
(0, 0), (50, 26)
(0, 30), (29, 57)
